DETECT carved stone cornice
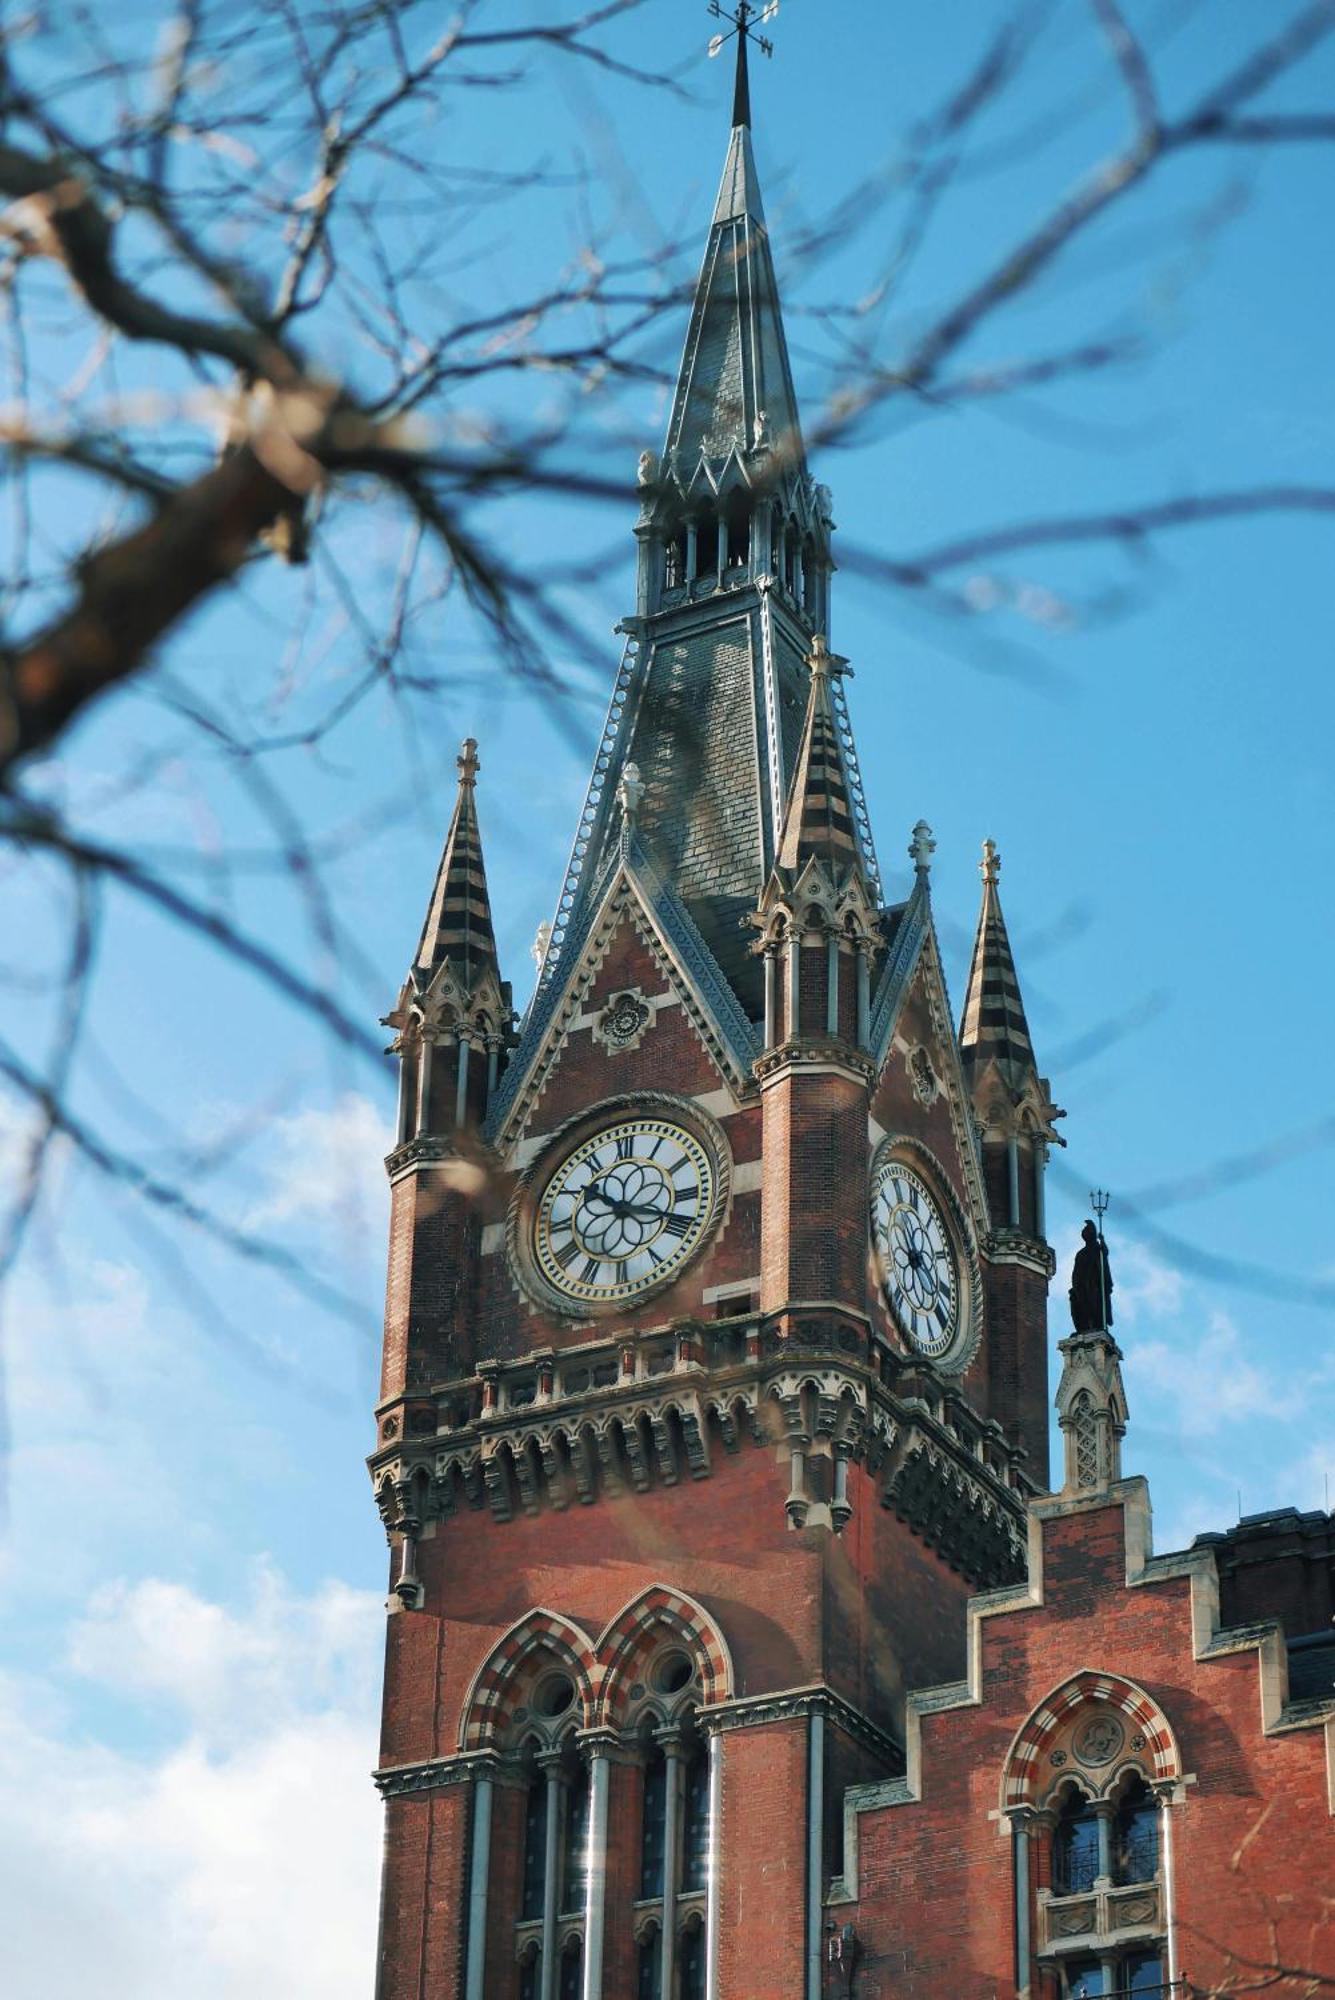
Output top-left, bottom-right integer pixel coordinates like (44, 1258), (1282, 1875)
(384, 1133), (482, 1181)
(705, 1684), (903, 1770)
(984, 1227), (1056, 1279)
(753, 1036), (876, 1087)
(374, 1749), (512, 1799)
(368, 1324), (1030, 1586)
(880, 1418), (1027, 1589)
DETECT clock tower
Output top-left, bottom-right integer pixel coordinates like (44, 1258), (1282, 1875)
(369, 61), (1063, 2000)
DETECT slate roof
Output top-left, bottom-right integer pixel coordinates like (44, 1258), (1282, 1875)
(413, 739), (500, 993)
(959, 840), (1036, 1085)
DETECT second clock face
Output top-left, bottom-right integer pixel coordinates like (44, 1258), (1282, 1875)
(871, 1159), (960, 1359)
(532, 1114), (718, 1307)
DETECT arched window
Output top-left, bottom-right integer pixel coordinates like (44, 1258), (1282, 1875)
(636, 1925), (662, 2000)
(562, 1759), (591, 1914)
(679, 1914), (706, 2000)
(518, 1940), (540, 2000)
(640, 1743), (667, 1898)
(681, 1740), (709, 1893)
(521, 1761), (548, 1919)
(1124, 1951), (1165, 1993)
(558, 1939), (583, 2000)
(1113, 1774), (1159, 1885)
(725, 496), (750, 569)
(1053, 1787), (1101, 1895)
(1066, 1962), (1105, 1998)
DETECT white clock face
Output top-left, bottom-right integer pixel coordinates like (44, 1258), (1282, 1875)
(532, 1114), (718, 1306)
(871, 1160), (959, 1358)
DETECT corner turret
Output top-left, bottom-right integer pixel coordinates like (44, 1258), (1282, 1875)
(386, 738), (512, 1140)
(960, 839), (1063, 1239)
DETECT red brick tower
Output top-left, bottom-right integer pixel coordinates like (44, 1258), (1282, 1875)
(369, 61), (1061, 2000)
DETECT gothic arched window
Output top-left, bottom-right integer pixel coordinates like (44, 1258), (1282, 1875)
(679, 1914), (706, 2000)
(636, 1925), (662, 2000)
(1053, 1787), (1101, 1895)
(640, 1743), (667, 1898)
(681, 1740), (709, 1893)
(1113, 1773), (1159, 1885)
(561, 1759), (591, 1914)
(521, 1760), (548, 1919)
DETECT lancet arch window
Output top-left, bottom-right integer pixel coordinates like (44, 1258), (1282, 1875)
(1001, 1673), (1180, 2000)
(459, 1593), (731, 2000)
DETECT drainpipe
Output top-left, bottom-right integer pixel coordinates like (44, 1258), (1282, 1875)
(464, 1773), (493, 2000)
(705, 1732), (723, 2000)
(806, 1709), (825, 2000)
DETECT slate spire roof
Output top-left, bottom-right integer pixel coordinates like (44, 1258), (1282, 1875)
(959, 840), (1036, 1084)
(775, 636), (861, 875)
(413, 738), (500, 994)
(662, 82), (801, 475)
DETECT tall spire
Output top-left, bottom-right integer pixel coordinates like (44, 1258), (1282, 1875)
(775, 636), (860, 875)
(414, 738), (500, 992)
(663, 51), (799, 475)
(960, 840), (1036, 1086)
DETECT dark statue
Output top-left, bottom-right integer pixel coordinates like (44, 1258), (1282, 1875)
(1069, 1220), (1114, 1332)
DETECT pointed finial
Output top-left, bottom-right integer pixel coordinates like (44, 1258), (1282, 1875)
(707, 2), (778, 130)
(532, 920), (553, 973)
(980, 837), (1000, 887)
(808, 633), (831, 681)
(909, 819), (936, 878)
(457, 738), (480, 787)
(617, 760), (645, 822)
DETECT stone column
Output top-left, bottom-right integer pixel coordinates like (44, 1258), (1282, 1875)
(581, 1745), (612, 2000)
(763, 946), (778, 1049)
(455, 1031), (471, 1129)
(855, 943), (870, 1048)
(825, 934), (840, 1036)
(658, 1728), (687, 2000)
(415, 1033), (434, 1135)
(539, 1755), (567, 2000)
(1006, 1135), (1021, 1226)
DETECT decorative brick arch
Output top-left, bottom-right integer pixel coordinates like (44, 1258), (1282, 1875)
(594, 1586), (733, 1726)
(1000, 1668), (1181, 1811)
(459, 1608), (599, 1751)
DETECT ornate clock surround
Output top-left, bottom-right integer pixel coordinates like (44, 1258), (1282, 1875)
(869, 1134), (982, 1376)
(508, 1092), (733, 1319)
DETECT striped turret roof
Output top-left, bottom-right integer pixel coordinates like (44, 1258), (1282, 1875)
(414, 738), (499, 993)
(959, 840), (1036, 1082)
(775, 636), (861, 876)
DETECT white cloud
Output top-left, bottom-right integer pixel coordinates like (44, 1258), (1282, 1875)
(0, 1567), (383, 2000)
(67, 1562), (382, 1746)
(243, 1090), (390, 1240)
(1131, 1308), (1304, 1439)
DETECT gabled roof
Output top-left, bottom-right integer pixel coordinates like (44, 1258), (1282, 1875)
(413, 738), (500, 996)
(774, 635), (861, 876)
(485, 834), (761, 1150)
(959, 840), (1036, 1087)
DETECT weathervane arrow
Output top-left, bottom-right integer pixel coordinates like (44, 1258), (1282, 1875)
(707, 0), (780, 129)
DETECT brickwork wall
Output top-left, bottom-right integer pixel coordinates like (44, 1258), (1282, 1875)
(714, 1719), (810, 1999)
(982, 1259), (1051, 1485)
(760, 1067), (868, 1312)
(839, 1493), (1335, 1998)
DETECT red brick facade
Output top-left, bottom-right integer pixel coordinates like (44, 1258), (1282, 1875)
(366, 84), (1333, 2000)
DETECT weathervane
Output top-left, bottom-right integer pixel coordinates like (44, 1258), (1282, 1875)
(708, 1), (780, 129)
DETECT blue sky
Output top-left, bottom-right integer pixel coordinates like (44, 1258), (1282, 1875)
(2, 4), (1333, 1991)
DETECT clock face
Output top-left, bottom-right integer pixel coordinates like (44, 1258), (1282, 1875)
(871, 1160), (960, 1359)
(532, 1114), (719, 1307)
